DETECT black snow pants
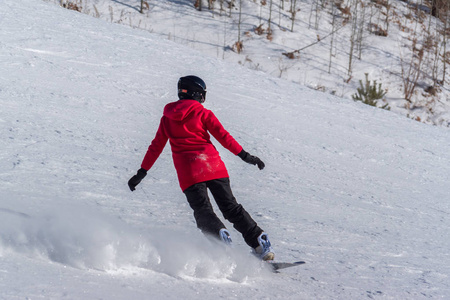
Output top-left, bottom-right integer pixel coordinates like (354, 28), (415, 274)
(183, 177), (263, 249)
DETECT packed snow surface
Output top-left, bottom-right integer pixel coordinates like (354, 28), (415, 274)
(1, 0), (450, 299)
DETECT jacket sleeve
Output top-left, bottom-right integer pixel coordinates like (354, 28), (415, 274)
(141, 117), (169, 171)
(204, 110), (243, 155)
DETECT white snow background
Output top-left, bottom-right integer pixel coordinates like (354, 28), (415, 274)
(44, 0), (450, 126)
(1, 0), (450, 299)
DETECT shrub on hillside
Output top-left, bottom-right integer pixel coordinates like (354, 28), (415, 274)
(352, 73), (388, 109)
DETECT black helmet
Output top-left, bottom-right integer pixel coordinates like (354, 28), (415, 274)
(178, 75), (207, 103)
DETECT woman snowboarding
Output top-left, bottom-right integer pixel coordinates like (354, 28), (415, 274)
(128, 75), (274, 261)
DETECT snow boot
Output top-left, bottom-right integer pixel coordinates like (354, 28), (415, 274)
(253, 232), (274, 261)
(219, 228), (233, 246)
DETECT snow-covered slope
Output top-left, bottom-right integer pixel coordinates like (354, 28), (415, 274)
(46, 0), (450, 126)
(1, 0), (450, 298)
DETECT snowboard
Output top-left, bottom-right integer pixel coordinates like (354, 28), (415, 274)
(267, 260), (305, 272)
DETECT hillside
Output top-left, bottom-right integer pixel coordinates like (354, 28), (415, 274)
(1, 0), (450, 299)
(47, 0), (450, 127)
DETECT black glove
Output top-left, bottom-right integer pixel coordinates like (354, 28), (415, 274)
(128, 168), (147, 191)
(238, 150), (265, 170)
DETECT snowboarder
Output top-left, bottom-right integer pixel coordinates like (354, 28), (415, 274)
(128, 75), (274, 261)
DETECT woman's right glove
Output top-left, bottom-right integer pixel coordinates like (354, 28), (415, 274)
(128, 168), (147, 191)
(238, 149), (265, 170)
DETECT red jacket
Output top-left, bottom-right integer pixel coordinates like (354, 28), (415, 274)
(141, 99), (243, 191)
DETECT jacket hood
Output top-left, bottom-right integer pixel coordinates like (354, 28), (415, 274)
(163, 99), (203, 121)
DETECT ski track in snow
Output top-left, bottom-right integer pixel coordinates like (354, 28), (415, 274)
(1, 0), (450, 299)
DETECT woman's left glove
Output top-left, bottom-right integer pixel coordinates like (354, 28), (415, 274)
(128, 168), (147, 191)
(238, 150), (265, 170)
